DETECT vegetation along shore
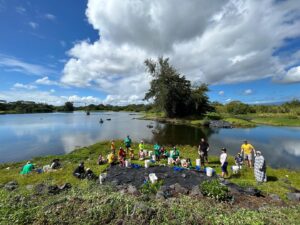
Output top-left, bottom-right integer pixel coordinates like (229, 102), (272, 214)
(1, 140), (299, 224)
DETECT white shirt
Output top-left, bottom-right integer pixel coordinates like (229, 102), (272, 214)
(220, 153), (227, 165)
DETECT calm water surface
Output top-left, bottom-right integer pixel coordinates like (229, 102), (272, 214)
(0, 112), (299, 169)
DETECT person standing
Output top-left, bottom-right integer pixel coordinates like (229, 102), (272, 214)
(220, 148), (228, 178)
(124, 135), (132, 153)
(198, 138), (209, 166)
(241, 140), (256, 168)
(254, 151), (267, 183)
(110, 140), (116, 154)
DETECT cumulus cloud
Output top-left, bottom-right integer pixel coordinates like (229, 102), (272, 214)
(61, 0), (300, 104)
(219, 91), (225, 95)
(0, 90), (102, 106)
(13, 83), (37, 90)
(244, 89), (253, 95)
(276, 66), (300, 83)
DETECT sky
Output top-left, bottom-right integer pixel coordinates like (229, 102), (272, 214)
(0, 0), (300, 106)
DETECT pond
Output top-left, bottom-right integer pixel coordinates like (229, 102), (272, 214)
(0, 111), (299, 169)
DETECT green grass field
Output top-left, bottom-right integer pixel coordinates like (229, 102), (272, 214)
(1, 141), (299, 224)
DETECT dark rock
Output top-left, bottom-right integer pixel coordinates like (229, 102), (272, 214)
(34, 183), (48, 195)
(190, 185), (203, 197)
(127, 185), (140, 196)
(156, 191), (165, 200)
(287, 193), (300, 201)
(4, 181), (18, 191)
(209, 120), (232, 128)
(170, 183), (188, 195)
(269, 194), (281, 201)
(48, 185), (60, 195)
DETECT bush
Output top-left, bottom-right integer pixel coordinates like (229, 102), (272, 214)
(140, 180), (164, 195)
(200, 180), (231, 201)
(205, 112), (222, 120)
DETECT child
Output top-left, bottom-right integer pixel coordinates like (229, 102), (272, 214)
(139, 149), (146, 160)
(129, 148), (135, 160)
(235, 153), (243, 168)
(118, 147), (126, 167)
(220, 148), (228, 178)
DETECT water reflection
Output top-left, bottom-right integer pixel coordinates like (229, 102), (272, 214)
(0, 112), (299, 169)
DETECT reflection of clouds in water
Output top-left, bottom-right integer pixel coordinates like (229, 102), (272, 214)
(61, 134), (95, 153)
(280, 140), (300, 157)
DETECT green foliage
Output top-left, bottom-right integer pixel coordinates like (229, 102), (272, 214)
(225, 101), (255, 115)
(200, 179), (231, 201)
(144, 57), (212, 118)
(62, 101), (74, 112)
(140, 180), (164, 195)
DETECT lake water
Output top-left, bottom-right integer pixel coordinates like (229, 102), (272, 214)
(0, 111), (300, 169)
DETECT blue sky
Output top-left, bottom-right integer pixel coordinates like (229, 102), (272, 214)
(0, 0), (300, 105)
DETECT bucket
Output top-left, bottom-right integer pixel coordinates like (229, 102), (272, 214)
(149, 173), (158, 183)
(148, 151), (153, 157)
(125, 160), (131, 168)
(145, 160), (150, 168)
(152, 155), (156, 161)
(206, 167), (213, 177)
(196, 159), (201, 167)
(168, 157), (173, 165)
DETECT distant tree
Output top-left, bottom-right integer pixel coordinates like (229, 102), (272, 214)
(144, 57), (211, 118)
(225, 101), (254, 114)
(63, 102), (74, 112)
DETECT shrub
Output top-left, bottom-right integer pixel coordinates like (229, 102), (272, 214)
(200, 179), (231, 201)
(140, 180), (164, 195)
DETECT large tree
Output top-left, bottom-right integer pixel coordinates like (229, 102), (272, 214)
(144, 57), (211, 118)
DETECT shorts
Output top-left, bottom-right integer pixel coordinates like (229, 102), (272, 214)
(200, 152), (208, 162)
(221, 162), (228, 173)
(244, 153), (252, 161)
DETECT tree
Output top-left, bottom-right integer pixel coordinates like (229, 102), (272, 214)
(63, 102), (74, 112)
(144, 57), (211, 118)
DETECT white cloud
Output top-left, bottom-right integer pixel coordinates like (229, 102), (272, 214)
(218, 91), (224, 95)
(13, 83), (37, 90)
(60, 0), (300, 104)
(50, 89), (55, 93)
(45, 13), (56, 20)
(35, 76), (59, 85)
(225, 98), (232, 102)
(0, 54), (55, 76)
(244, 89), (253, 95)
(276, 66), (300, 83)
(28, 22), (38, 29)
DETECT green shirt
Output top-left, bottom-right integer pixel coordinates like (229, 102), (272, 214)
(154, 144), (160, 156)
(20, 163), (34, 175)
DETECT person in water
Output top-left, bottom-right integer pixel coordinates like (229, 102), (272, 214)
(124, 135), (132, 153)
(220, 148), (228, 178)
(20, 161), (35, 175)
(73, 162), (85, 179)
(241, 140), (256, 168)
(254, 151), (267, 183)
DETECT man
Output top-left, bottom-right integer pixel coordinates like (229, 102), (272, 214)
(254, 151), (267, 183)
(198, 138), (209, 166)
(241, 140), (256, 168)
(20, 161), (35, 175)
(124, 135), (132, 153)
(73, 162), (85, 179)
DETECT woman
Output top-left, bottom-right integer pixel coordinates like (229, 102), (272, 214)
(220, 148), (228, 178)
(254, 151), (267, 183)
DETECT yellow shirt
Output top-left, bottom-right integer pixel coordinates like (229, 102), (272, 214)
(107, 153), (115, 164)
(241, 143), (254, 154)
(139, 143), (145, 150)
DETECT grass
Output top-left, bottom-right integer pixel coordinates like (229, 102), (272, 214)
(1, 141), (300, 224)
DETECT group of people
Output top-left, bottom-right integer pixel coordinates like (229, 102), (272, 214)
(19, 134), (267, 184)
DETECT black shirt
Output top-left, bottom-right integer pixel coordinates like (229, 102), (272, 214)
(198, 141), (209, 153)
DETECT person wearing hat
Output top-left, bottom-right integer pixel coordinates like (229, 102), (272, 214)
(241, 140), (256, 168)
(220, 148), (228, 178)
(254, 151), (267, 183)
